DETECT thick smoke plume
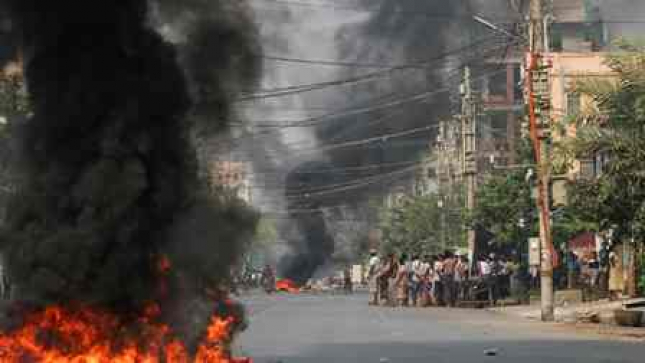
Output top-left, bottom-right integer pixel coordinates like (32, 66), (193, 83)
(0, 0), (261, 340)
(280, 0), (479, 282)
(281, 161), (339, 283)
(153, 0), (261, 135)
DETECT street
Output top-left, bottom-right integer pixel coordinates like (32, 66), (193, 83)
(236, 292), (645, 363)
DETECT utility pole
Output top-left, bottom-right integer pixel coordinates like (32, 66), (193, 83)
(528, 0), (555, 322)
(438, 197), (446, 251)
(461, 66), (477, 270)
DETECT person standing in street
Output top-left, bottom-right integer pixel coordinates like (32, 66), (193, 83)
(409, 254), (422, 306)
(478, 254), (493, 304)
(478, 254), (491, 278)
(367, 249), (381, 305)
(489, 254), (502, 305)
(499, 256), (510, 299)
(417, 254), (432, 307)
(455, 255), (469, 301)
(261, 264), (276, 295)
(394, 254), (410, 307)
(598, 241), (610, 294)
(433, 254), (444, 305)
(608, 247), (623, 301)
(387, 253), (400, 306)
(343, 267), (353, 294)
(587, 251), (600, 288)
(442, 251), (457, 307)
(378, 253), (396, 306)
(566, 251), (580, 289)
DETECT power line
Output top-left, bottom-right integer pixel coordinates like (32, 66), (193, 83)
(248, 159), (421, 175)
(219, 39), (522, 153)
(290, 124), (440, 154)
(285, 163), (421, 198)
(261, 55), (419, 69)
(251, 0), (523, 23)
(237, 35), (514, 101)
(217, 65), (516, 157)
(281, 156), (434, 194)
(251, 43), (518, 127)
(235, 64), (513, 134)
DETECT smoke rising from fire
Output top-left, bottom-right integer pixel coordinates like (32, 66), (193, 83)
(278, 0), (481, 282)
(0, 0), (261, 339)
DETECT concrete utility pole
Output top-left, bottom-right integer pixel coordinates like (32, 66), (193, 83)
(461, 66), (477, 269)
(528, 0), (555, 322)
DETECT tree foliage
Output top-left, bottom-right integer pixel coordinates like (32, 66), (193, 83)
(470, 169), (534, 248)
(379, 193), (464, 255)
(563, 41), (645, 239)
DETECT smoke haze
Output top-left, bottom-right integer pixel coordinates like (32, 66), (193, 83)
(274, 0), (516, 281)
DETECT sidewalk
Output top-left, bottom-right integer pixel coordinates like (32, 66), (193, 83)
(490, 298), (645, 341)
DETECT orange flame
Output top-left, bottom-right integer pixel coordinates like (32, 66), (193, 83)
(0, 304), (252, 363)
(275, 279), (300, 294)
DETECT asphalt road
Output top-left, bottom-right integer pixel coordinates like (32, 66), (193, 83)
(235, 292), (645, 363)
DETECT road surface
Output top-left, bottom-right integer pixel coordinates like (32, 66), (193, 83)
(236, 292), (645, 363)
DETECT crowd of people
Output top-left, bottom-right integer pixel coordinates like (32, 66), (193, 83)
(367, 249), (520, 307)
(559, 242), (624, 300)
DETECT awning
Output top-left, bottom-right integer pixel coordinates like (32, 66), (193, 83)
(568, 231), (595, 250)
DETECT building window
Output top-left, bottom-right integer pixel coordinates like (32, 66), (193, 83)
(567, 92), (581, 117)
(488, 71), (508, 97)
(549, 25), (563, 52)
(513, 65), (523, 101)
(578, 159), (595, 180)
(491, 113), (508, 132)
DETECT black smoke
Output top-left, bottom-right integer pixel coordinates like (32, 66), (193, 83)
(279, 0), (476, 281)
(0, 0), (261, 341)
(152, 0), (261, 135)
(280, 0), (520, 281)
(0, 13), (18, 68)
(280, 161), (338, 283)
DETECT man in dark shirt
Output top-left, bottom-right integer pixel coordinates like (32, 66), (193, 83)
(442, 251), (457, 307)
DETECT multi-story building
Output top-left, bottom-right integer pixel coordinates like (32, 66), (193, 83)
(548, 52), (615, 180)
(433, 118), (462, 198)
(549, 0), (604, 52)
(540, 0), (625, 181)
(478, 52), (524, 174)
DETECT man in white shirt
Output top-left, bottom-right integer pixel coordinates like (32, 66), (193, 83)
(479, 256), (491, 277)
(409, 255), (422, 306)
(433, 254), (445, 305)
(367, 249), (380, 305)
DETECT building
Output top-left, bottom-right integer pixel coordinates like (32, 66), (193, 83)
(549, 0), (604, 52)
(478, 52), (524, 173)
(547, 52), (615, 180)
(540, 0), (622, 180)
(433, 118), (462, 198)
(210, 161), (252, 204)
